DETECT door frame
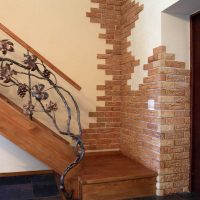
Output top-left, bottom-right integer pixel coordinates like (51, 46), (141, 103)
(190, 10), (200, 192)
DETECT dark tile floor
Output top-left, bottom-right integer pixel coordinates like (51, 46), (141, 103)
(0, 173), (60, 200)
(0, 174), (199, 200)
(130, 192), (200, 200)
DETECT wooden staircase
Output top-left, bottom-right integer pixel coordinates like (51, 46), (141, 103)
(0, 95), (157, 199)
(78, 152), (157, 200)
(0, 23), (84, 199)
(0, 94), (157, 200)
(0, 23), (157, 199)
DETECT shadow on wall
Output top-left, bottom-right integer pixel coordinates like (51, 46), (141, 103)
(164, 0), (200, 15)
(162, 14), (190, 70)
(0, 135), (49, 172)
(162, 0), (200, 69)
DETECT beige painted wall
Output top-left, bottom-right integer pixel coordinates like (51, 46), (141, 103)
(0, 0), (110, 126)
(161, 12), (190, 69)
(0, 0), (108, 172)
(128, 0), (190, 90)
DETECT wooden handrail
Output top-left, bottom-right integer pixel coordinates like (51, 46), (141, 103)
(0, 23), (81, 91)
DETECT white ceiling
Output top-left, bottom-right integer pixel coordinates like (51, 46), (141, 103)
(164, 0), (200, 15)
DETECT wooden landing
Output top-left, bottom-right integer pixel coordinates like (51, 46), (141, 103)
(78, 152), (157, 200)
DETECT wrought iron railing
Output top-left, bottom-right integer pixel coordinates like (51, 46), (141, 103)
(0, 39), (84, 200)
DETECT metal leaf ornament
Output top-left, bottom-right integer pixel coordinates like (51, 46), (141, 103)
(0, 39), (14, 55)
(46, 101), (58, 112)
(23, 54), (38, 71)
(23, 101), (35, 115)
(32, 84), (49, 101)
(0, 63), (17, 83)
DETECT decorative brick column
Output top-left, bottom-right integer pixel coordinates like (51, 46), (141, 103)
(152, 47), (190, 195)
(120, 46), (190, 195)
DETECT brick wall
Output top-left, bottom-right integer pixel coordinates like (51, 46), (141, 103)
(85, 0), (190, 195)
(84, 0), (143, 151)
(83, 0), (124, 151)
(120, 45), (190, 195)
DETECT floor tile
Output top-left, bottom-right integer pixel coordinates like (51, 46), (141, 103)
(0, 184), (33, 200)
(0, 176), (31, 186)
(0, 173), (60, 200)
(27, 196), (60, 200)
(31, 174), (55, 184)
(177, 192), (200, 199)
(154, 195), (182, 200)
(130, 196), (155, 200)
(33, 183), (59, 198)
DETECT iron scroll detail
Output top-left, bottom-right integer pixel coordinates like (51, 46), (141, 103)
(0, 39), (85, 200)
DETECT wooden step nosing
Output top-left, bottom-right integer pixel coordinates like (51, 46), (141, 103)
(79, 174), (157, 185)
(0, 170), (54, 177)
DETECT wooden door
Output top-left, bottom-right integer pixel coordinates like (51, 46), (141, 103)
(191, 11), (200, 193)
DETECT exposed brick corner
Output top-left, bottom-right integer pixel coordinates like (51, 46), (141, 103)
(121, 46), (190, 195)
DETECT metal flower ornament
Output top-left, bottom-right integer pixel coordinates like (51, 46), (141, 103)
(0, 39), (14, 54)
(0, 39), (84, 200)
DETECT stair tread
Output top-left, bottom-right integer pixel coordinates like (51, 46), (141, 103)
(79, 153), (157, 184)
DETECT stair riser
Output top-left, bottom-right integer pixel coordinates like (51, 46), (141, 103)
(80, 177), (156, 200)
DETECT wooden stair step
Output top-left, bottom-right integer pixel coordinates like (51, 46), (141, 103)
(78, 152), (157, 200)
